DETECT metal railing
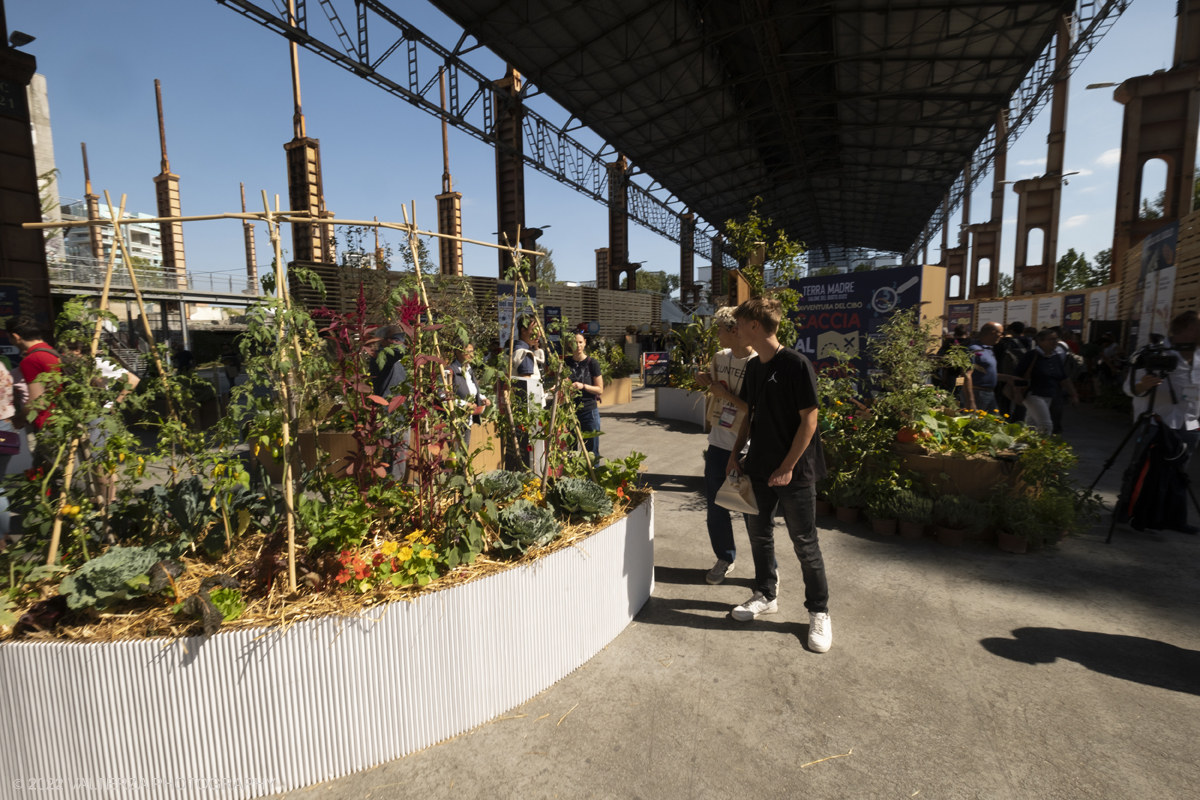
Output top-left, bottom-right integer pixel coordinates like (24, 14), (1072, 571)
(48, 256), (259, 296)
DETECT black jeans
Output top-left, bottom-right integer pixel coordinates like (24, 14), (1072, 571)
(744, 478), (829, 612)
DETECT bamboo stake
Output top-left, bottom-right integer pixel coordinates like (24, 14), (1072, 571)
(102, 191), (176, 421)
(44, 439), (79, 566)
(262, 192), (298, 594)
(25, 214), (542, 257)
(89, 194), (127, 355)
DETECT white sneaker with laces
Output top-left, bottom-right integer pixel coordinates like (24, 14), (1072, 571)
(732, 591), (778, 621)
(808, 612), (832, 653)
(706, 559), (735, 585)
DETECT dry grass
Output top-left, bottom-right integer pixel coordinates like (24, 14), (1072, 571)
(8, 489), (651, 645)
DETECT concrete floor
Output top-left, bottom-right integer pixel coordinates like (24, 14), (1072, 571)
(277, 391), (1200, 800)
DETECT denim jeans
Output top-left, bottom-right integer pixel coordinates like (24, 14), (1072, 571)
(577, 406), (601, 459)
(744, 478), (829, 612)
(1025, 395), (1053, 435)
(704, 445), (743, 563)
(973, 388), (998, 414)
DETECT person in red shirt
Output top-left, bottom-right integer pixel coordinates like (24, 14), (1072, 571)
(6, 318), (60, 463)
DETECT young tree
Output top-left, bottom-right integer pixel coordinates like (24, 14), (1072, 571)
(535, 245), (558, 285)
(1055, 248), (1090, 291)
(1091, 249), (1112, 286)
(620, 270), (679, 296)
(996, 272), (1014, 297)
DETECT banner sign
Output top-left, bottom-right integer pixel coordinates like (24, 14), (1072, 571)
(1105, 288), (1120, 322)
(976, 301), (1006, 327)
(543, 306), (562, 342)
(947, 303), (974, 332)
(643, 352), (671, 387)
(1138, 221), (1179, 346)
(1036, 296), (1062, 329)
(1088, 292), (1103, 322)
(788, 264), (923, 372)
(1063, 294), (1086, 332)
(1006, 299), (1033, 328)
(498, 283), (537, 348)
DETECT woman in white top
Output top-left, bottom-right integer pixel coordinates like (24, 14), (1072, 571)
(695, 307), (756, 585)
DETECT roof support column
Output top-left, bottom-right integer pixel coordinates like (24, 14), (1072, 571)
(1014, 13), (1071, 295)
(680, 212), (695, 307)
(495, 65), (536, 278)
(711, 234), (725, 307)
(1110, 0), (1200, 298)
(436, 69), (463, 276)
(607, 154), (634, 291)
(940, 194), (949, 265)
(152, 80), (187, 291)
(967, 109), (1007, 299)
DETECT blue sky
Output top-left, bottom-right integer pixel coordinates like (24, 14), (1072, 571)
(9, 0), (1181, 291)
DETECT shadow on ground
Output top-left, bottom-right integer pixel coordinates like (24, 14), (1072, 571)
(980, 627), (1200, 696)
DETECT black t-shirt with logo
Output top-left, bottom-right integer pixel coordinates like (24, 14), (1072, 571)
(738, 347), (827, 486)
(568, 356), (602, 412)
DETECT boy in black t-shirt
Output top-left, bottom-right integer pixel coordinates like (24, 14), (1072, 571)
(728, 297), (832, 653)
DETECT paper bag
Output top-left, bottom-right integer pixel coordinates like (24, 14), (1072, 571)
(715, 471), (759, 515)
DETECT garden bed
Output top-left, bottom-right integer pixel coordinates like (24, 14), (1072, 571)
(654, 387), (709, 431)
(600, 376), (632, 406)
(0, 494), (653, 800)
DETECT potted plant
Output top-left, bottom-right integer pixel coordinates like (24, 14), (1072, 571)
(826, 472), (865, 524)
(991, 494), (1039, 553)
(933, 495), (989, 547)
(865, 492), (898, 536)
(815, 477), (834, 516)
(894, 490), (933, 539)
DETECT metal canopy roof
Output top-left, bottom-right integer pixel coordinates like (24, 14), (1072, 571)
(427, 0), (1075, 257)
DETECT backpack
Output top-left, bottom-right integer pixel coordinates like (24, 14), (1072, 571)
(998, 336), (1030, 377)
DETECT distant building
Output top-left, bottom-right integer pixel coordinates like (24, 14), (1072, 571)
(59, 200), (163, 268)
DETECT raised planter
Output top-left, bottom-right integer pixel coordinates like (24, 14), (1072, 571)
(835, 506), (860, 524)
(0, 499), (655, 800)
(997, 530), (1028, 553)
(871, 518), (897, 536)
(935, 525), (965, 547)
(898, 521), (926, 539)
(891, 444), (1019, 501)
(654, 387), (709, 431)
(815, 498), (833, 516)
(599, 376), (632, 406)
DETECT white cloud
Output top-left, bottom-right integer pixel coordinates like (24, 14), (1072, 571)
(1067, 168), (1094, 177)
(1096, 149), (1121, 167)
(1003, 218), (1017, 225)
(1018, 158), (1047, 166)
(1064, 214), (1089, 228)
(1079, 186), (1099, 193)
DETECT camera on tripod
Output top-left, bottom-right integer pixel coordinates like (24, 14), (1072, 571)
(1130, 334), (1193, 376)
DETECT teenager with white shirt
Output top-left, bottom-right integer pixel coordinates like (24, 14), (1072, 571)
(694, 307), (756, 585)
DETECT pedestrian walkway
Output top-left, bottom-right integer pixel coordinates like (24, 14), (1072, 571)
(278, 390), (1200, 799)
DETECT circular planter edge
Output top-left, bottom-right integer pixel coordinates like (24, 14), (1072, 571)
(0, 498), (656, 800)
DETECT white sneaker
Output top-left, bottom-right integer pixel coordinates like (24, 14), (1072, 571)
(732, 591), (778, 621)
(706, 559), (735, 585)
(808, 612), (832, 653)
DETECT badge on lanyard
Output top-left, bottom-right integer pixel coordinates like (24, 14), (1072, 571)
(719, 404), (738, 428)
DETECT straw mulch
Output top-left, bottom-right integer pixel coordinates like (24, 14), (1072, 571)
(5, 489), (652, 645)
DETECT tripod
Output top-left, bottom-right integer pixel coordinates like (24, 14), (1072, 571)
(1088, 381), (1200, 542)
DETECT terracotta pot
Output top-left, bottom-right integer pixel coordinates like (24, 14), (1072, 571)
(871, 518), (897, 536)
(898, 520), (925, 539)
(835, 506), (860, 524)
(997, 531), (1028, 553)
(815, 498), (833, 515)
(966, 525), (995, 543)
(935, 525), (965, 547)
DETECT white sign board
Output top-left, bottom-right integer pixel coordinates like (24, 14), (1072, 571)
(1036, 296), (1063, 329)
(1105, 288), (1120, 322)
(976, 301), (1006, 327)
(1006, 299), (1033, 329)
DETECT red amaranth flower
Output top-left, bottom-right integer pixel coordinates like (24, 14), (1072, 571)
(399, 293), (428, 327)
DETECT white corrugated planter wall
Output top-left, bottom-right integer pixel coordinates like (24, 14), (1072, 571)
(0, 497), (654, 800)
(654, 387), (708, 430)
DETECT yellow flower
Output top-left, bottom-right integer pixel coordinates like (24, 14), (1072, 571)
(118, 453), (125, 463)
(209, 496), (218, 512)
(398, 546), (413, 561)
(418, 549), (433, 560)
(380, 541), (398, 556)
(406, 529), (425, 543)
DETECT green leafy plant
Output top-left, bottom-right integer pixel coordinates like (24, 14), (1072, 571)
(593, 451), (646, 499)
(58, 546), (166, 611)
(865, 493), (899, 521)
(933, 495), (989, 532)
(547, 477), (614, 522)
(722, 197), (807, 346)
(478, 470), (526, 503)
(893, 491), (933, 525)
(209, 587), (245, 622)
(824, 471), (867, 509)
(496, 499), (561, 557)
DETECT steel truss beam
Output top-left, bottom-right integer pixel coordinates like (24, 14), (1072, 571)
(215, 0), (739, 267)
(906, 0), (1130, 263)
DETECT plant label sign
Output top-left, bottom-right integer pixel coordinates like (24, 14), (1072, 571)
(497, 283), (538, 348)
(787, 264), (925, 375)
(643, 352), (670, 387)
